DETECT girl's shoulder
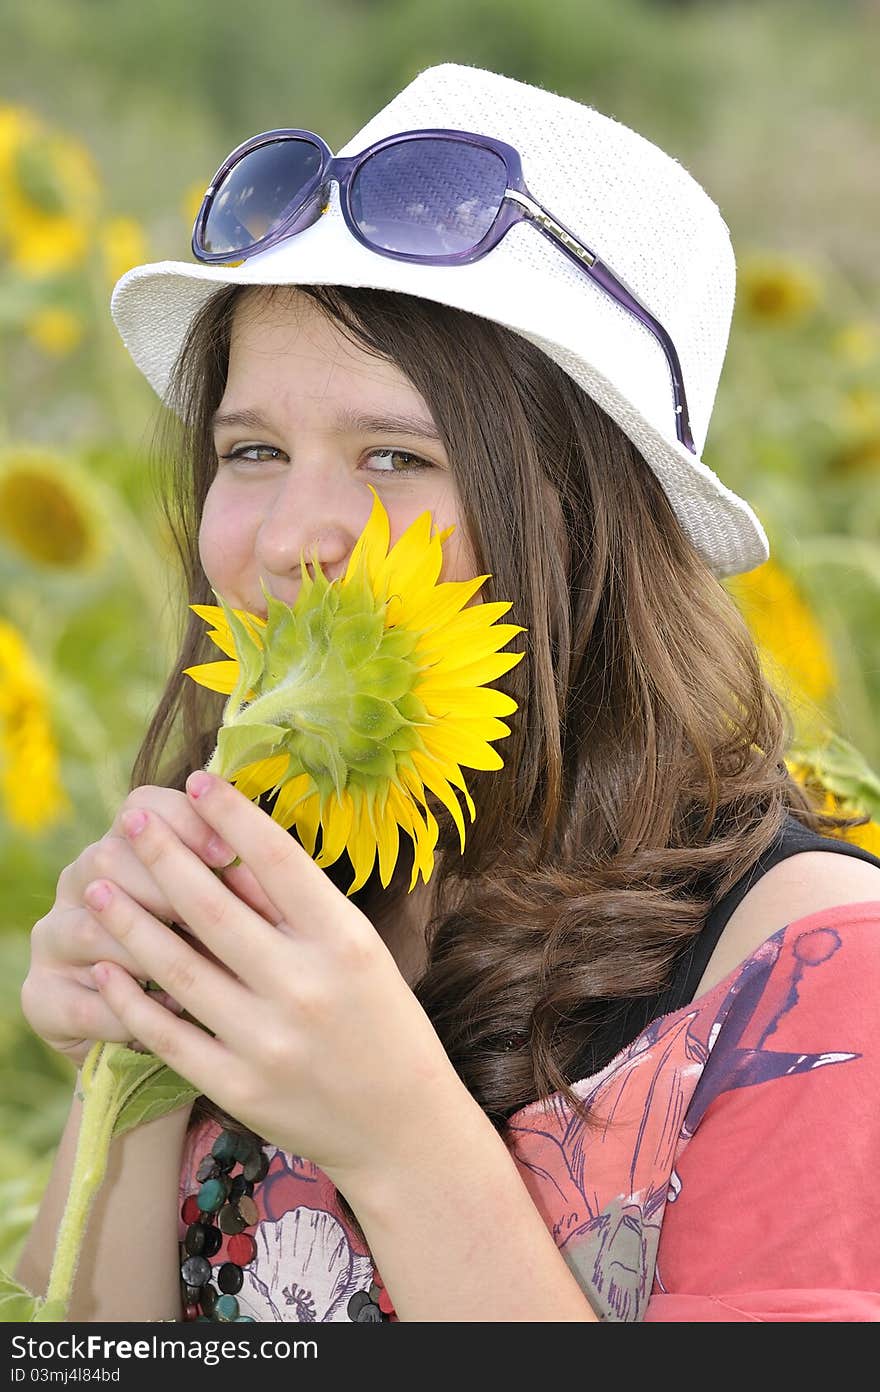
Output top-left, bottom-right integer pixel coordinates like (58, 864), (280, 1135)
(689, 846), (880, 1001)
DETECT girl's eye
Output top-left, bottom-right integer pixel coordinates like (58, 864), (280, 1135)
(216, 446), (432, 477)
(217, 445), (285, 466)
(363, 449), (431, 476)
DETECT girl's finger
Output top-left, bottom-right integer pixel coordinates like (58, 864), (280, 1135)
(44, 903), (152, 977)
(184, 773), (351, 941)
(116, 807), (287, 996)
(84, 878), (253, 1042)
(211, 859), (287, 930)
(92, 960), (240, 1098)
(21, 970), (148, 1051)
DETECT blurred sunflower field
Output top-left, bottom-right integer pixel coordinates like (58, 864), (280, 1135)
(1, 0), (879, 1278)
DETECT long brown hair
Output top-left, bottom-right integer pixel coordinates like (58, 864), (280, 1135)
(132, 281), (864, 1184)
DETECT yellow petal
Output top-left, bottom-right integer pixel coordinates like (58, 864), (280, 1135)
(182, 660), (242, 695)
(230, 753), (291, 801)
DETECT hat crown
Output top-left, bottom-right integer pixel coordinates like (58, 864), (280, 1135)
(109, 62), (768, 578)
(337, 62), (736, 460)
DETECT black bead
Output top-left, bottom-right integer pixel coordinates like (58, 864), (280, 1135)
(200, 1282), (218, 1316)
(182, 1281), (202, 1304)
(242, 1149), (270, 1183)
(218, 1262), (244, 1295)
(347, 1290), (371, 1319)
(356, 1301), (384, 1322)
(181, 1255), (212, 1287)
(202, 1224), (223, 1258)
(228, 1174), (247, 1201)
(184, 1222), (208, 1256)
(368, 1279), (383, 1304)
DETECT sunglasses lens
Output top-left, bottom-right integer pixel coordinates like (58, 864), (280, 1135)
(200, 138), (324, 256)
(350, 138), (507, 257)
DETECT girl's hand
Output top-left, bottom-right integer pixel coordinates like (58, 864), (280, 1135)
(20, 785), (283, 1067)
(84, 771), (465, 1189)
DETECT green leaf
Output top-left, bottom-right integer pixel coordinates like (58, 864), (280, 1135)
(0, 1264), (70, 1321)
(365, 655), (415, 702)
(333, 613), (384, 666)
(112, 1065), (200, 1139)
(0, 1266), (39, 1322)
(796, 731), (880, 822)
(379, 628), (419, 660)
(214, 592), (266, 720)
(348, 694), (405, 740)
(214, 721), (285, 780)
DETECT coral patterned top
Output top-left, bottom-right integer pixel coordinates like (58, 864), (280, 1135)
(178, 898), (880, 1322)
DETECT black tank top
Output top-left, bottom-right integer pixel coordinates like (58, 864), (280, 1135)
(573, 812), (880, 1078)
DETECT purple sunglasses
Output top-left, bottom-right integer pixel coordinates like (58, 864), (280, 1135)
(192, 126), (695, 455)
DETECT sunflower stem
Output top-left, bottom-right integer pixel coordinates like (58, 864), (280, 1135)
(44, 1043), (120, 1314)
(233, 680), (325, 729)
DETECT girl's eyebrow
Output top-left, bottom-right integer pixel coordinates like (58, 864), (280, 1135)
(211, 405), (442, 442)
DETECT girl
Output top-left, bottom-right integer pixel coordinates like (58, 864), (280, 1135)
(16, 64), (880, 1322)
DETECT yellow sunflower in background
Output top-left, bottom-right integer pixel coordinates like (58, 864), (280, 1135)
(0, 618), (70, 833)
(24, 306), (85, 357)
(184, 487), (525, 894)
(0, 105), (99, 278)
(738, 253), (822, 325)
(786, 755), (880, 859)
(724, 556), (835, 732)
(99, 215), (148, 289)
(0, 447), (105, 571)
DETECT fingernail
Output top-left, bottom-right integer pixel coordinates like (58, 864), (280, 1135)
(187, 771), (213, 799)
(85, 881), (113, 910)
(121, 809), (148, 838)
(204, 835), (238, 868)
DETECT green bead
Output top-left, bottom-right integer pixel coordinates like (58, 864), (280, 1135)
(232, 1132), (258, 1165)
(211, 1131), (238, 1163)
(197, 1177), (229, 1213)
(213, 1294), (240, 1322)
(234, 1315), (255, 1322)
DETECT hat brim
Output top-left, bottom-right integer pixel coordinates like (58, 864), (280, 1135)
(111, 205), (769, 580)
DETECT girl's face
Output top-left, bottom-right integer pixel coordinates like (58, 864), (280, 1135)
(200, 289), (477, 619)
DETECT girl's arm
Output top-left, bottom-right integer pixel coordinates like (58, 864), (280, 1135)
(340, 1089), (600, 1322)
(14, 1071), (194, 1322)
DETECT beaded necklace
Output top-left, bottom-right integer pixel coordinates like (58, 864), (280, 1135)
(179, 1126), (268, 1322)
(179, 1126), (397, 1322)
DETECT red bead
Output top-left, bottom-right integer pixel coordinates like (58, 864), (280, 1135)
(183, 1303), (199, 1321)
(181, 1195), (202, 1225)
(227, 1233), (257, 1266)
(377, 1287), (395, 1315)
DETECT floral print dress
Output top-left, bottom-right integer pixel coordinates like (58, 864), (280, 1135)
(178, 898), (880, 1322)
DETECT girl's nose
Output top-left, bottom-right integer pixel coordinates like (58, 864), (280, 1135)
(254, 470), (361, 591)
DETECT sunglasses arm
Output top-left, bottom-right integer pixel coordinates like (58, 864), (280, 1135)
(513, 195), (696, 454)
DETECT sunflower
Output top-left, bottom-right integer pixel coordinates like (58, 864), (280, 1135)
(184, 487), (525, 894)
(786, 755), (880, 858)
(0, 447), (103, 570)
(724, 557), (835, 711)
(0, 106), (99, 277)
(738, 254), (822, 325)
(0, 618), (70, 833)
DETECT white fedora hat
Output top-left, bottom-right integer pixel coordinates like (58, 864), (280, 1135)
(110, 61), (769, 580)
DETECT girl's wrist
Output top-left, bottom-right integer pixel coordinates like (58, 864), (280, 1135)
(324, 1072), (493, 1218)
